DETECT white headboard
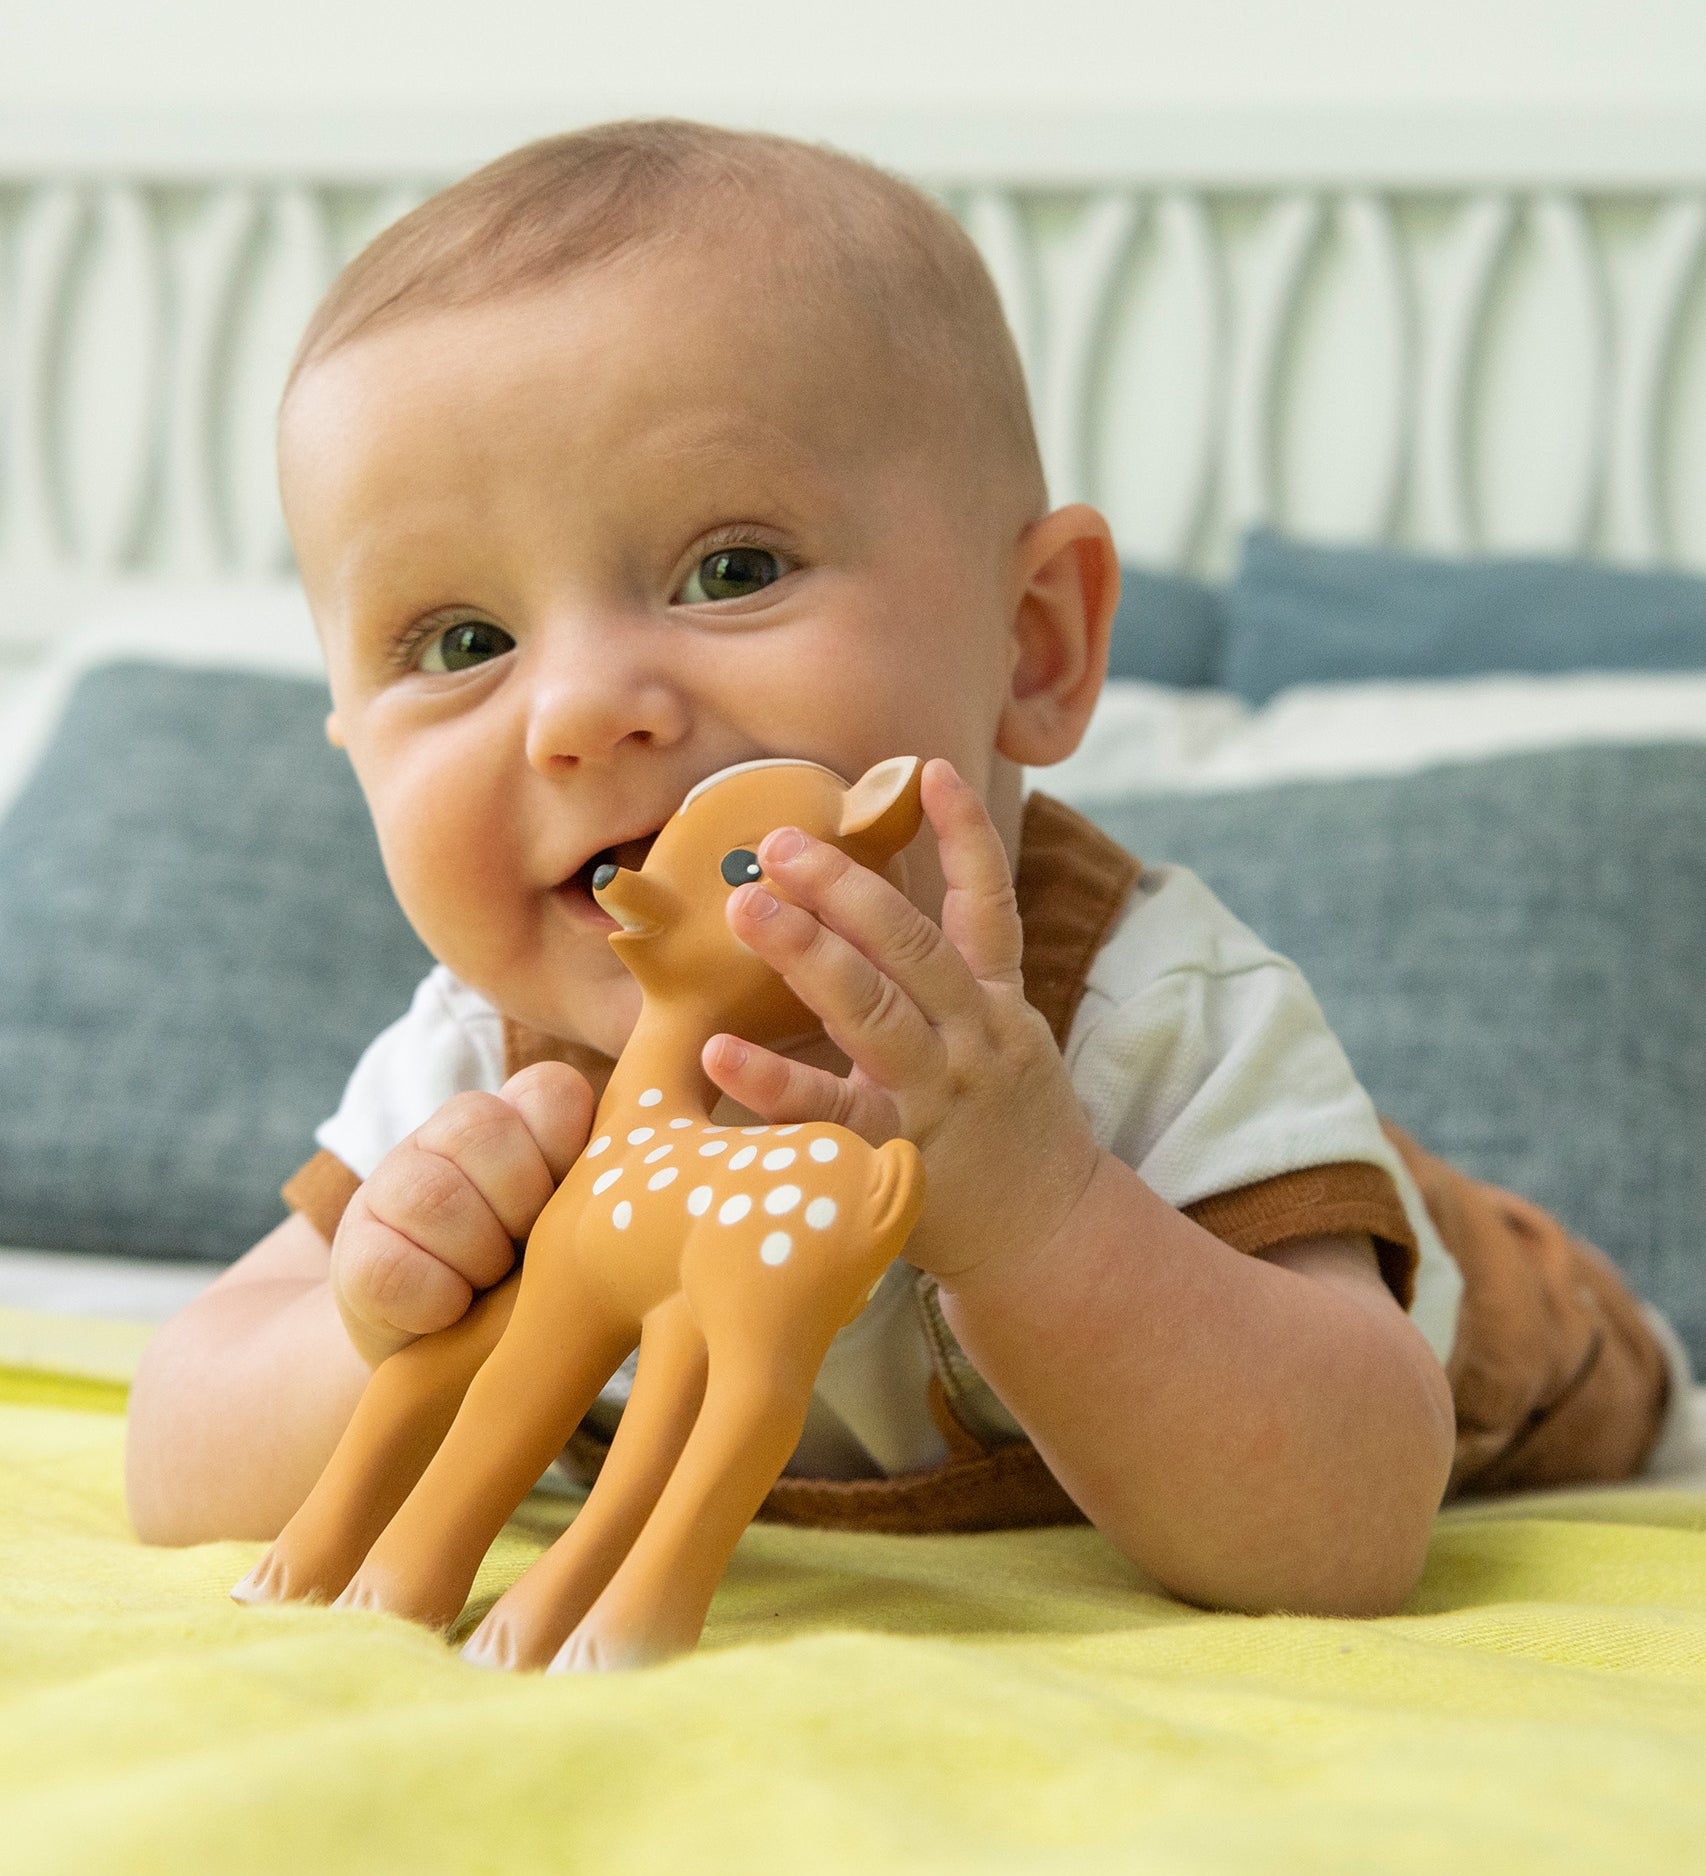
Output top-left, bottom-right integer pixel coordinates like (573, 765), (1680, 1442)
(2, 106), (1704, 647)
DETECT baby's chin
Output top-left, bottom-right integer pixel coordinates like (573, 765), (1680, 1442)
(443, 936), (643, 1060)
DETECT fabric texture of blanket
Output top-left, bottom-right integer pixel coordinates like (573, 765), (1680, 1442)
(3, 1307), (1704, 1874)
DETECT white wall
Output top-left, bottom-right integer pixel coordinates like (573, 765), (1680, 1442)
(4, 0), (1704, 112)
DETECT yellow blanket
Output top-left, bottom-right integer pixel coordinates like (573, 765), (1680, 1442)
(4, 1307), (1704, 1874)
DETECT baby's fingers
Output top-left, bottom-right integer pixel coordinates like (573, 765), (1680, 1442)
(923, 759), (1024, 988)
(702, 1034), (901, 1146)
(726, 878), (943, 1088)
(408, 1071), (588, 1266)
(332, 1206), (477, 1348)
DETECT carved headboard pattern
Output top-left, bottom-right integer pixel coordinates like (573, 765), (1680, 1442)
(2, 114), (1703, 639)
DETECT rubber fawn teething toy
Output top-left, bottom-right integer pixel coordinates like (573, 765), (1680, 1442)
(234, 756), (927, 1671)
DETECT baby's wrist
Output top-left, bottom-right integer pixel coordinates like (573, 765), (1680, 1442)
(929, 1135), (1107, 1303)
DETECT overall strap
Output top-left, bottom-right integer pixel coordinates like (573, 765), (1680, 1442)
(1012, 792), (1143, 1049)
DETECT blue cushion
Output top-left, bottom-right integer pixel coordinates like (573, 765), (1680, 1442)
(1222, 529), (1706, 705)
(0, 662), (433, 1263)
(1106, 565), (1227, 688)
(1089, 742), (1706, 1369)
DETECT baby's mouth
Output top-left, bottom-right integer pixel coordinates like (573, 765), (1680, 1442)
(557, 831), (660, 924)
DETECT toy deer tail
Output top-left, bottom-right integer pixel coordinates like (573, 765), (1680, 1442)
(869, 1138), (927, 1252)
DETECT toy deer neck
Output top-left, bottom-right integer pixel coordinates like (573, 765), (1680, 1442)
(596, 992), (757, 1128)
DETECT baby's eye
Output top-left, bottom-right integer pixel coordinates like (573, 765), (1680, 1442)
(417, 619), (516, 673)
(676, 546), (785, 605)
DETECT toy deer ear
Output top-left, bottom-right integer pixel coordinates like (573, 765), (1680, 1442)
(838, 756), (925, 863)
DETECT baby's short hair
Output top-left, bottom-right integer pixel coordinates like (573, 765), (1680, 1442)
(286, 119), (1045, 514)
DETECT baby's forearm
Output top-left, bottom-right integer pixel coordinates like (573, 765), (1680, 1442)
(125, 1220), (370, 1546)
(937, 1155), (1455, 1617)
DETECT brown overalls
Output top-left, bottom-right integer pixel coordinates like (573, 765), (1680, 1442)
(283, 795), (1672, 1530)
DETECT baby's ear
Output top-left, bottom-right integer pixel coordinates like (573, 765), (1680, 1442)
(837, 756), (924, 865)
(324, 711), (345, 749)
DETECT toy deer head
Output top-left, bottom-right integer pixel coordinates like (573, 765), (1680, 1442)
(590, 754), (926, 1044)
(238, 756), (930, 1676)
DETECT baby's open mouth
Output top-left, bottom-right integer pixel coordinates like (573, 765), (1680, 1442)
(557, 830), (660, 923)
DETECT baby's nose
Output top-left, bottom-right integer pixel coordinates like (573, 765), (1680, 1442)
(523, 632), (690, 770)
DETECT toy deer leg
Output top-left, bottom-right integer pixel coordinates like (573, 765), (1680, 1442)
(461, 1291), (709, 1671)
(551, 1353), (821, 1673)
(553, 1138), (927, 1672)
(232, 1271), (520, 1607)
(336, 1262), (636, 1631)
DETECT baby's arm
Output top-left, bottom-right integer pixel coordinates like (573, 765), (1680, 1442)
(708, 759), (1454, 1617)
(125, 1063), (589, 1545)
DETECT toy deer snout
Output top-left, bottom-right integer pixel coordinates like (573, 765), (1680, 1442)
(590, 861), (675, 938)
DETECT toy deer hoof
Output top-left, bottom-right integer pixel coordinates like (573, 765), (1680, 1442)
(331, 1573), (392, 1616)
(546, 1628), (652, 1676)
(458, 1628), (513, 1672)
(460, 1608), (545, 1672)
(231, 1545), (328, 1607)
(228, 1557), (277, 1605)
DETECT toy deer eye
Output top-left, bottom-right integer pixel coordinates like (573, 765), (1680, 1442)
(721, 848), (762, 887)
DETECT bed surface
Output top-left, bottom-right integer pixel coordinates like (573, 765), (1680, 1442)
(3, 1330), (1705, 1875)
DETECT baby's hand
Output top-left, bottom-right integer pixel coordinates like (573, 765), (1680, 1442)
(330, 1063), (592, 1366)
(707, 758), (1101, 1286)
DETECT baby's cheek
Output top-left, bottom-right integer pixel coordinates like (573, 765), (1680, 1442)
(374, 794), (524, 972)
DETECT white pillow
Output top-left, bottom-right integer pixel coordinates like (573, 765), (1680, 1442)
(0, 581), (322, 825)
(1042, 672), (1706, 803)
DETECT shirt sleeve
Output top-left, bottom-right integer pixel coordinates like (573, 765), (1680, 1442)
(310, 965), (507, 1182)
(1065, 864), (1463, 1363)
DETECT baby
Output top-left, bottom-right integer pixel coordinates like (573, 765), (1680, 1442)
(124, 121), (1672, 1622)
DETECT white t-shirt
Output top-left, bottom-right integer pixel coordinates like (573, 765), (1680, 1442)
(316, 859), (1463, 1481)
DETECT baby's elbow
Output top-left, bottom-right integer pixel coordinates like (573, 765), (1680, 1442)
(1144, 1516), (1435, 1622)
(1281, 1360), (1455, 1619)
(1280, 1510), (1437, 1620)
(1135, 1350), (1455, 1620)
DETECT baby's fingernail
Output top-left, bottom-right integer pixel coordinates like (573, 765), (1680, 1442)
(741, 886), (779, 919)
(762, 827), (806, 864)
(720, 1038), (749, 1071)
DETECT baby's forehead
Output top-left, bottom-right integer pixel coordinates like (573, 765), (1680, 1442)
(290, 253), (909, 472)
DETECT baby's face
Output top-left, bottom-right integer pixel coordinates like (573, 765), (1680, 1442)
(282, 252), (1025, 1055)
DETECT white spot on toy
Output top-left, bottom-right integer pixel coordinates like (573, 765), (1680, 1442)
(718, 1194), (752, 1225)
(764, 1184), (801, 1215)
(669, 1118), (692, 1130)
(612, 1200), (633, 1229)
(762, 1148), (795, 1170)
(687, 1185), (712, 1215)
(699, 1141), (728, 1157)
(587, 1136), (612, 1157)
(809, 1138), (839, 1163)
(729, 1145), (757, 1170)
(627, 1127), (654, 1145)
(741, 1126), (768, 1136)
(805, 1197), (837, 1230)
(760, 1232), (792, 1266)
(593, 1168), (623, 1195)
(644, 1144), (673, 1163)
(703, 1125), (730, 1134)
(638, 1088), (663, 1107)
(777, 1124), (802, 1136)
(648, 1167), (679, 1191)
